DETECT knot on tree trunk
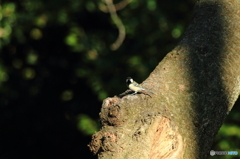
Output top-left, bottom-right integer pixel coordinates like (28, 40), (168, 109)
(88, 96), (183, 159)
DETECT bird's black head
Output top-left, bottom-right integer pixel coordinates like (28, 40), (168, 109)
(126, 77), (133, 85)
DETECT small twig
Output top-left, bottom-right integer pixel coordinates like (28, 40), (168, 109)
(99, 0), (132, 13)
(104, 0), (126, 50)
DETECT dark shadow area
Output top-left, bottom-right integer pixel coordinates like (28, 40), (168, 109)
(117, 90), (152, 98)
(117, 90), (134, 98)
(181, 2), (229, 158)
(0, 25), (99, 159)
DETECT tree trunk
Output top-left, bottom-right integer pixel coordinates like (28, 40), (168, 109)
(89, 0), (240, 158)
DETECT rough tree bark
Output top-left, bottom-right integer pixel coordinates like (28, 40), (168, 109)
(89, 0), (240, 158)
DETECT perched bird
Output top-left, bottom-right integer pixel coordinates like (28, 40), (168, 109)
(126, 77), (149, 95)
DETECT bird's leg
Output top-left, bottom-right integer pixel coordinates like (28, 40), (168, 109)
(131, 91), (137, 95)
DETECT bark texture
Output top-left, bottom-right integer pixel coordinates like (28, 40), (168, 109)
(89, 0), (240, 158)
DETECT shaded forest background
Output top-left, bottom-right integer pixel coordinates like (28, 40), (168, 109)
(0, 0), (239, 158)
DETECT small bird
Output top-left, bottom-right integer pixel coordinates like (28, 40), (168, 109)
(126, 77), (149, 95)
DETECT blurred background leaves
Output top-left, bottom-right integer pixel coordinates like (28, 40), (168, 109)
(0, 0), (239, 158)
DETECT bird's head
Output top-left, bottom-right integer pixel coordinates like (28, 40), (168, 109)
(126, 77), (133, 85)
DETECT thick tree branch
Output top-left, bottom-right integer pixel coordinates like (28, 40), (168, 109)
(89, 0), (240, 158)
